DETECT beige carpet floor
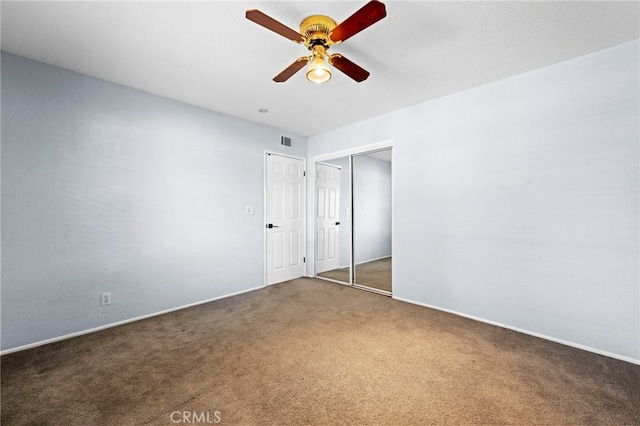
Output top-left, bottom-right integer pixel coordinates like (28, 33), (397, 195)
(317, 257), (392, 293)
(2, 278), (639, 425)
(317, 266), (350, 284)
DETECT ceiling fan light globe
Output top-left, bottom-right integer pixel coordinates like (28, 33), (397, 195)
(306, 57), (332, 84)
(307, 67), (331, 84)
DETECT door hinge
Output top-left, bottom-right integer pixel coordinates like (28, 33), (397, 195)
(303, 257), (306, 263)
(303, 171), (306, 177)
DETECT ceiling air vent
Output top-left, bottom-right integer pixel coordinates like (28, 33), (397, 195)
(281, 136), (293, 148)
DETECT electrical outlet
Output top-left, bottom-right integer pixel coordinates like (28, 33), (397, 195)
(101, 292), (111, 306)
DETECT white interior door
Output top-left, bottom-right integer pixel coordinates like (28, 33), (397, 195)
(265, 153), (306, 285)
(315, 163), (341, 274)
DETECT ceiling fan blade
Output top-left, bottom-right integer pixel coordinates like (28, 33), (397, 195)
(330, 0), (386, 43)
(329, 54), (370, 82)
(246, 9), (305, 44)
(273, 57), (310, 82)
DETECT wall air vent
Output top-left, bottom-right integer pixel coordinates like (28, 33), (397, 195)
(281, 136), (293, 148)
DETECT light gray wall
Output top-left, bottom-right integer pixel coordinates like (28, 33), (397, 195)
(1, 53), (307, 352)
(306, 40), (639, 362)
(353, 154), (392, 264)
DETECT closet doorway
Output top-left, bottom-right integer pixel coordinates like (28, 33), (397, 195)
(314, 146), (392, 295)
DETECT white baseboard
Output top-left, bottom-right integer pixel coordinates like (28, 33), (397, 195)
(356, 255), (391, 266)
(6, 284), (637, 366)
(1, 285), (265, 356)
(392, 296), (640, 366)
(336, 255), (392, 269)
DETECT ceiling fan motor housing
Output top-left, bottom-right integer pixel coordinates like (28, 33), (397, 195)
(300, 15), (337, 49)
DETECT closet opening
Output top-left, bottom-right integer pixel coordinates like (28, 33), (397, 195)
(313, 146), (392, 295)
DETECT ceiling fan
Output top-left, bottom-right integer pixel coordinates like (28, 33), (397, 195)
(246, 1), (386, 84)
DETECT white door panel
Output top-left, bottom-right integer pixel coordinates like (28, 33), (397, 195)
(266, 154), (306, 285)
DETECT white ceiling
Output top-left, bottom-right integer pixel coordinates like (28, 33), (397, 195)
(1, 1), (638, 137)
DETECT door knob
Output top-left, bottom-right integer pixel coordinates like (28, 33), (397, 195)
(266, 224), (280, 229)
(335, 222), (340, 225)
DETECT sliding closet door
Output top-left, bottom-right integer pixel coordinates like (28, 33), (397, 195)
(315, 163), (341, 274)
(352, 149), (392, 293)
(315, 157), (351, 284)
(314, 148), (392, 294)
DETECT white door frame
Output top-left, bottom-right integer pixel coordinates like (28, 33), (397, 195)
(311, 139), (394, 280)
(264, 151), (307, 286)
